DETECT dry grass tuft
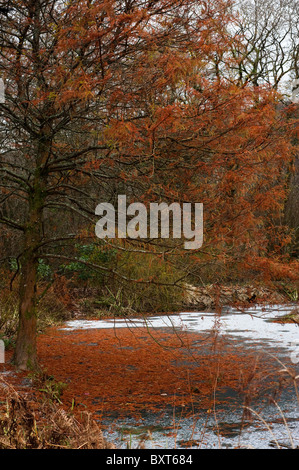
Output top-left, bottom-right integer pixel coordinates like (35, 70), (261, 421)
(0, 380), (115, 449)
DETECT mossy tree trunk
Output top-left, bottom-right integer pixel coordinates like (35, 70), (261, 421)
(14, 247), (39, 371)
(13, 153), (48, 371)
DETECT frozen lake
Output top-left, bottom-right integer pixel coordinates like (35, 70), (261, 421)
(61, 304), (299, 449)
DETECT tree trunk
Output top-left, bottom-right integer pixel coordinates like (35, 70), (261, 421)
(13, 250), (39, 370)
(13, 164), (47, 370)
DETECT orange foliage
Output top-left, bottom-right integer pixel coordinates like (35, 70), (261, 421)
(1, 0), (297, 281)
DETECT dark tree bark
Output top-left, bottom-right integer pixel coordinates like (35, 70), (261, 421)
(13, 147), (48, 369)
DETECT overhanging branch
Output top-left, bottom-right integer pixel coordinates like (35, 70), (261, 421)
(39, 253), (185, 288)
(0, 216), (25, 231)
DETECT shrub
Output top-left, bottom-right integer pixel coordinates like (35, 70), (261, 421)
(107, 250), (185, 314)
(60, 242), (116, 286)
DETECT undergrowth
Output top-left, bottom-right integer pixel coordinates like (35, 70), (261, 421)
(0, 283), (72, 347)
(0, 380), (115, 449)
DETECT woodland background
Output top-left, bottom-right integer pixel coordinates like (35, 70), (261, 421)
(0, 0), (298, 370)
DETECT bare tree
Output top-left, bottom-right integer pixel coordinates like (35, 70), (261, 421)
(210, 0), (299, 92)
